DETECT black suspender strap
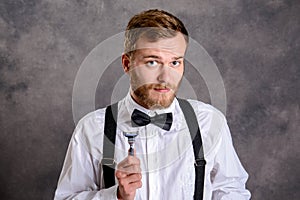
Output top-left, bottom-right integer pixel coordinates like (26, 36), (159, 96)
(102, 102), (118, 188)
(177, 98), (206, 200)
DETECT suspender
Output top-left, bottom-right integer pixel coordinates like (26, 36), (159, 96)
(102, 102), (118, 188)
(177, 98), (206, 200)
(102, 99), (206, 199)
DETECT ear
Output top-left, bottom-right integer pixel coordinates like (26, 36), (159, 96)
(122, 54), (131, 73)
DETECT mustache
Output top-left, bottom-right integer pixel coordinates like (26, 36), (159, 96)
(146, 83), (175, 90)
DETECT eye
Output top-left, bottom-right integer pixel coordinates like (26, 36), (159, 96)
(146, 60), (159, 67)
(171, 60), (181, 67)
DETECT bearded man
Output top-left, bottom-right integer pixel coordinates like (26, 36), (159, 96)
(54, 9), (251, 200)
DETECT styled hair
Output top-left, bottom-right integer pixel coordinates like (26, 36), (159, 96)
(124, 9), (189, 56)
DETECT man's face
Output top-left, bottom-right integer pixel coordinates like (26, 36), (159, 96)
(122, 33), (187, 109)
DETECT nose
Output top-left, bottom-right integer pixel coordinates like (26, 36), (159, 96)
(157, 65), (170, 83)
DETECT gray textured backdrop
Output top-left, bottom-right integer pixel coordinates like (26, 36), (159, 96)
(0, 0), (299, 199)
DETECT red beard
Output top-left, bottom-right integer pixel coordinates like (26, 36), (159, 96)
(132, 83), (178, 109)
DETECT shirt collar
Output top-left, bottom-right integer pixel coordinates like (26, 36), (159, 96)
(117, 91), (182, 133)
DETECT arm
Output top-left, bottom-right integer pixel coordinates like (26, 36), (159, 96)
(54, 126), (118, 200)
(211, 121), (251, 200)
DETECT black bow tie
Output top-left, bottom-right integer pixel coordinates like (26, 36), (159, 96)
(131, 109), (173, 131)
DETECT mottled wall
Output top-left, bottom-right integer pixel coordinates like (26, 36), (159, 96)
(0, 0), (299, 199)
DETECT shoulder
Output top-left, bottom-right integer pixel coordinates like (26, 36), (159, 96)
(72, 107), (107, 159)
(76, 107), (106, 133)
(74, 100), (123, 141)
(184, 99), (228, 156)
(185, 99), (226, 122)
(189, 99), (226, 118)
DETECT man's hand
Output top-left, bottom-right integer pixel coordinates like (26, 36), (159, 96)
(115, 155), (142, 200)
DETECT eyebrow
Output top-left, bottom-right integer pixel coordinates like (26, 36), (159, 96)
(142, 55), (184, 60)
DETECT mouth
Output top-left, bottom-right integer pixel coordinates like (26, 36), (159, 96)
(153, 87), (171, 93)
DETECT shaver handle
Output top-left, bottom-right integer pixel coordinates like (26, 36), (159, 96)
(128, 146), (134, 156)
(128, 136), (135, 156)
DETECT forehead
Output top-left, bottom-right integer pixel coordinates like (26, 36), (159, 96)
(134, 33), (187, 57)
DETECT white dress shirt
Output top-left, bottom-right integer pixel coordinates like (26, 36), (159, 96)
(54, 93), (251, 200)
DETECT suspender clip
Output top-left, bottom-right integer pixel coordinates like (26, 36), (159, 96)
(101, 158), (115, 166)
(195, 158), (206, 166)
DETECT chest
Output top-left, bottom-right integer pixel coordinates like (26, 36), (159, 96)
(114, 125), (196, 199)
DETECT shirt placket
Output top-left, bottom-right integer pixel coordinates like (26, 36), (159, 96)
(145, 124), (160, 200)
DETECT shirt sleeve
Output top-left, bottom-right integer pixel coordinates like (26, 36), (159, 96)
(54, 114), (119, 200)
(211, 119), (251, 200)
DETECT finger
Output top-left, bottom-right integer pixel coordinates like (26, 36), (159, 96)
(115, 170), (127, 179)
(115, 163), (141, 178)
(117, 156), (140, 169)
(117, 173), (142, 186)
(117, 163), (141, 174)
(121, 179), (142, 193)
(126, 173), (142, 184)
(130, 179), (142, 189)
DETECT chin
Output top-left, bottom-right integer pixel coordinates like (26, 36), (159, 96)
(148, 94), (175, 109)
